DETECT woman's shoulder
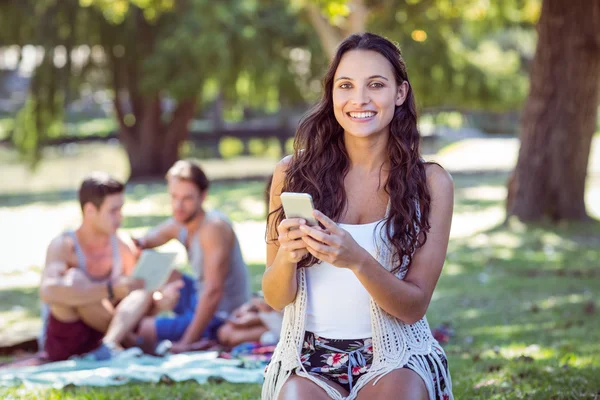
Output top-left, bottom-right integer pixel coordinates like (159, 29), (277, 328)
(272, 155), (295, 182)
(276, 154), (293, 169)
(424, 162), (454, 195)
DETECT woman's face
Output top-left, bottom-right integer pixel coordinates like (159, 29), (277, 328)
(332, 49), (408, 139)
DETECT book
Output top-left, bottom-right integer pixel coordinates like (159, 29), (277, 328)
(131, 250), (178, 291)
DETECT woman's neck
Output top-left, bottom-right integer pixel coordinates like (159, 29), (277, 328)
(343, 131), (389, 172)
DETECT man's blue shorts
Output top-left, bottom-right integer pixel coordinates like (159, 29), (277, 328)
(155, 273), (226, 342)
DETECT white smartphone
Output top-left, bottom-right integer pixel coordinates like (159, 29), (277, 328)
(280, 192), (318, 226)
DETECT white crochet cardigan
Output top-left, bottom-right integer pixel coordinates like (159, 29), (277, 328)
(262, 210), (453, 400)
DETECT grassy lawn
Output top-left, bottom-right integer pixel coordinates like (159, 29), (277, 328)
(1, 155), (599, 398)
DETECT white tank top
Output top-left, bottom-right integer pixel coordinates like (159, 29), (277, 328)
(305, 220), (383, 339)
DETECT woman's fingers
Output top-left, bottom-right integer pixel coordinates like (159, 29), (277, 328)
(281, 238), (308, 251)
(277, 218), (306, 235)
(313, 210), (341, 235)
(302, 235), (332, 254)
(280, 227), (306, 241)
(299, 225), (338, 246)
(305, 245), (330, 264)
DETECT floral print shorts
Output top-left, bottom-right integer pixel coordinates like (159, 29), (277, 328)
(300, 331), (450, 398)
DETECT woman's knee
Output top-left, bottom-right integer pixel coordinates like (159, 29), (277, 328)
(357, 368), (428, 400)
(278, 375), (346, 400)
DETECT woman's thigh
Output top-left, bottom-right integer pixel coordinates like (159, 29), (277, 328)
(356, 368), (428, 400)
(278, 375), (349, 400)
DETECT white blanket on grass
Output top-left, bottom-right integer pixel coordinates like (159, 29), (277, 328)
(0, 349), (264, 389)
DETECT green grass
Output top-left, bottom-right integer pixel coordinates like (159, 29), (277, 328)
(0, 382), (262, 399)
(434, 219), (600, 399)
(0, 117), (14, 140)
(1, 171), (600, 398)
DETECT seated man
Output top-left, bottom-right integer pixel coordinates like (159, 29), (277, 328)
(39, 173), (148, 361)
(133, 160), (250, 354)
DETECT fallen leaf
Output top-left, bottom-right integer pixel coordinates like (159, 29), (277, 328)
(531, 304), (539, 313)
(474, 378), (498, 389)
(584, 301), (596, 314)
(487, 364), (502, 372)
(516, 355), (534, 363)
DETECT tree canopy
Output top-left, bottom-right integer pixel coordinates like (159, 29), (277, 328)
(0, 0), (541, 171)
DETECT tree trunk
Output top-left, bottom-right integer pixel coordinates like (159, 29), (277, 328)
(507, 0), (600, 222)
(306, 0), (367, 59)
(117, 97), (195, 181)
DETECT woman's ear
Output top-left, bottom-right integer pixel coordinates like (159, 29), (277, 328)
(395, 81), (410, 106)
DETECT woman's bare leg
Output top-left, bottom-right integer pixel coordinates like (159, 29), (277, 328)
(278, 375), (349, 400)
(356, 368), (428, 400)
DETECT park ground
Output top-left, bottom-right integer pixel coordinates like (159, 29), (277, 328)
(0, 136), (599, 399)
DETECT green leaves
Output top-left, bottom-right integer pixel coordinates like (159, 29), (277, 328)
(370, 0), (540, 110)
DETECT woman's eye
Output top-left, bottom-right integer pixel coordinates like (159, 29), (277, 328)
(370, 82), (384, 88)
(339, 83), (352, 89)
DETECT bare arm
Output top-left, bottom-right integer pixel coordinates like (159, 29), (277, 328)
(179, 219), (233, 344)
(351, 165), (454, 324)
(300, 164), (454, 324)
(118, 235), (138, 276)
(135, 219), (179, 250)
(39, 237), (110, 306)
(261, 157), (305, 311)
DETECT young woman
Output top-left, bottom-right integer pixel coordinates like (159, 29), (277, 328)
(262, 32), (454, 400)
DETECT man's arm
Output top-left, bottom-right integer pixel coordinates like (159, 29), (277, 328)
(134, 219), (179, 250)
(178, 220), (233, 345)
(39, 236), (110, 306)
(40, 236), (144, 307)
(118, 235), (140, 276)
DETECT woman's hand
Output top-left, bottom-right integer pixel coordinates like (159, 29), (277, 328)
(299, 210), (370, 271)
(277, 218), (309, 263)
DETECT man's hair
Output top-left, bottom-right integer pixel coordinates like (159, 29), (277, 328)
(79, 172), (125, 210)
(166, 159), (210, 193)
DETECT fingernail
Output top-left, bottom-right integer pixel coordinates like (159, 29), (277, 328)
(299, 219), (306, 224)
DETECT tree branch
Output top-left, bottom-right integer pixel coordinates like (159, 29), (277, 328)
(109, 50), (135, 144)
(346, 0), (367, 36)
(305, 3), (343, 59)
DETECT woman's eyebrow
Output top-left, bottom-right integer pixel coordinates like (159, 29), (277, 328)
(368, 75), (389, 81)
(334, 75), (389, 82)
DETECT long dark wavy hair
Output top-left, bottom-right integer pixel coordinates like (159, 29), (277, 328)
(269, 32), (432, 273)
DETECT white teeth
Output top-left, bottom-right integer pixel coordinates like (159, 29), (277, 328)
(349, 112), (375, 119)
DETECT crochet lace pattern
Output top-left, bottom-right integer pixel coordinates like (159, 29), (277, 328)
(262, 201), (454, 400)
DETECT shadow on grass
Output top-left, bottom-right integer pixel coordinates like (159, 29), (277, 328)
(426, 219), (600, 399)
(454, 198), (503, 213)
(452, 172), (509, 189)
(121, 215), (171, 230)
(0, 381), (263, 400)
(0, 287), (40, 320)
(0, 178), (268, 211)
(0, 190), (78, 208)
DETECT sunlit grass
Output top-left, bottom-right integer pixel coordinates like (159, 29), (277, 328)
(1, 146), (600, 398)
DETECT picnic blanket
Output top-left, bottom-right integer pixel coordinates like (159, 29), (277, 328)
(0, 348), (265, 388)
